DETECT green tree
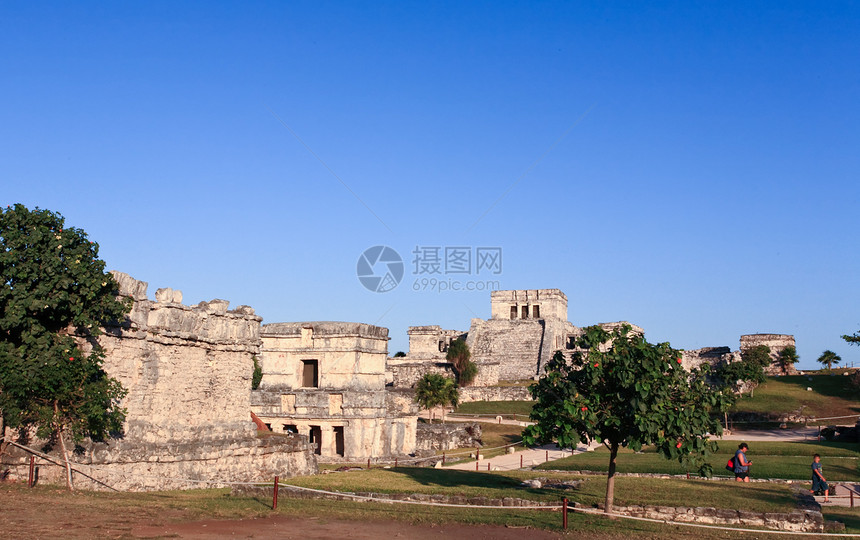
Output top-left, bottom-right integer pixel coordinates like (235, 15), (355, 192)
(777, 345), (799, 373)
(0, 204), (131, 489)
(718, 345), (770, 396)
(523, 325), (732, 514)
(843, 330), (860, 345)
(393, 351), (406, 358)
(414, 373), (459, 424)
(446, 339), (478, 386)
(816, 350), (842, 371)
(251, 356), (263, 389)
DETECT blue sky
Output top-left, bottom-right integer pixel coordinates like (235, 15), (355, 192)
(3, 2), (858, 369)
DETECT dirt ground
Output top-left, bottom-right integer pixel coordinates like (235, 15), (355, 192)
(132, 516), (561, 540)
(0, 484), (561, 540)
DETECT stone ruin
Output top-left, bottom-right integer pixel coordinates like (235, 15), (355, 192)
(250, 321), (418, 462)
(388, 289), (643, 399)
(389, 288), (798, 399)
(1, 271), (317, 491)
(681, 334), (798, 377)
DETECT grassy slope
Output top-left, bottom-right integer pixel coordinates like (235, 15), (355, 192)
(282, 467), (797, 513)
(731, 373), (859, 420)
(539, 441), (860, 481)
(454, 400), (535, 415)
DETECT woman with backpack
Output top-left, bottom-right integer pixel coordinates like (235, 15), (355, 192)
(733, 443), (752, 482)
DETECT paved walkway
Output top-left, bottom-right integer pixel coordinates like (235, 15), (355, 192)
(813, 483), (860, 508)
(446, 442), (598, 472)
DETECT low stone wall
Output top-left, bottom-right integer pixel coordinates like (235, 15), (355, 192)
(459, 386), (532, 403)
(1, 434), (318, 491)
(602, 503), (823, 532)
(415, 422), (482, 453)
(389, 361), (455, 388)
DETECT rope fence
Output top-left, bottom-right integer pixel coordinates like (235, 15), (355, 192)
(4, 437), (859, 537)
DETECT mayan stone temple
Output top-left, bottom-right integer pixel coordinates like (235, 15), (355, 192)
(1, 280), (797, 490)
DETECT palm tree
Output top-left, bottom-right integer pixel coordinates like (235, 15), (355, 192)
(816, 350), (842, 371)
(414, 373), (459, 424)
(777, 346), (799, 373)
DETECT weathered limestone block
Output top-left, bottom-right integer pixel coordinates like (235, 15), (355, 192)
(155, 287), (183, 304)
(415, 422), (482, 453)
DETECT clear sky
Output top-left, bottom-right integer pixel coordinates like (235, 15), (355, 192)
(3, 2), (858, 369)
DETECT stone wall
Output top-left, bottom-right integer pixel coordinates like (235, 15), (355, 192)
(459, 386), (532, 403)
(740, 334), (798, 375)
(389, 361), (455, 388)
(490, 289), (568, 321)
(2, 434), (316, 491)
(1, 271), (318, 490)
(415, 422), (482, 453)
(680, 346), (736, 372)
(406, 325), (466, 359)
(252, 321), (418, 461)
(96, 272), (264, 443)
(603, 503), (823, 533)
(467, 318), (545, 381)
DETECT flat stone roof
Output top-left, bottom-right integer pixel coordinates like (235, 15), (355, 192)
(261, 321), (389, 339)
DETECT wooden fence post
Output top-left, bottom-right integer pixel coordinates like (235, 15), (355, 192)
(563, 498), (568, 529)
(272, 476), (279, 510)
(28, 456), (35, 488)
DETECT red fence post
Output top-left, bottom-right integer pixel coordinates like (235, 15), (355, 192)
(442, 452), (446, 465)
(28, 456), (35, 488)
(563, 498), (568, 529)
(272, 476), (279, 510)
(476, 460), (479, 471)
(476, 448), (479, 461)
(546, 450), (548, 463)
(487, 462), (490, 471)
(395, 458), (398, 468)
(851, 488), (855, 508)
(367, 458), (371, 469)
(520, 454), (523, 468)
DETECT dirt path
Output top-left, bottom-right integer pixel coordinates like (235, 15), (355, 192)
(132, 516), (561, 539)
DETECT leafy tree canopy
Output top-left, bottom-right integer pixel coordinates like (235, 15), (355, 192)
(716, 344), (770, 394)
(524, 325), (732, 513)
(843, 330), (860, 345)
(777, 345), (799, 371)
(446, 339), (478, 386)
(414, 373), (459, 423)
(816, 350), (842, 371)
(0, 204), (131, 487)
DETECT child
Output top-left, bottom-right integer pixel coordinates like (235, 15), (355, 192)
(734, 443), (752, 482)
(811, 454), (830, 502)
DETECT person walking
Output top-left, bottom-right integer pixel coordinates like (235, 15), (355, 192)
(811, 454), (830, 502)
(734, 443), (752, 482)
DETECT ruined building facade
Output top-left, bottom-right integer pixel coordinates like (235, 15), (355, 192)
(389, 289), (643, 391)
(2, 272), (318, 491)
(251, 321), (418, 461)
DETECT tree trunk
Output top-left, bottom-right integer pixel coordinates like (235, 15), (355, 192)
(54, 403), (74, 491)
(604, 442), (619, 514)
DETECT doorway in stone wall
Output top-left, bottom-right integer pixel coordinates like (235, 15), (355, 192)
(333, 426), (345, 457)
(309, 425), (322, 455)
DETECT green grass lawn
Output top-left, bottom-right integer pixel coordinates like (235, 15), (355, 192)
(539, 441), (860, 481)
(454, 400), (535, 416)
(4, 475), (855, 538)
(281, 466), (797, 513)
(731, 373), (860, 422)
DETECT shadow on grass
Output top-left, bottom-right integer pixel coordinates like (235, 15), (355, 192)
(773, 375), (860, 411)
(390, 467), (563, 499)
